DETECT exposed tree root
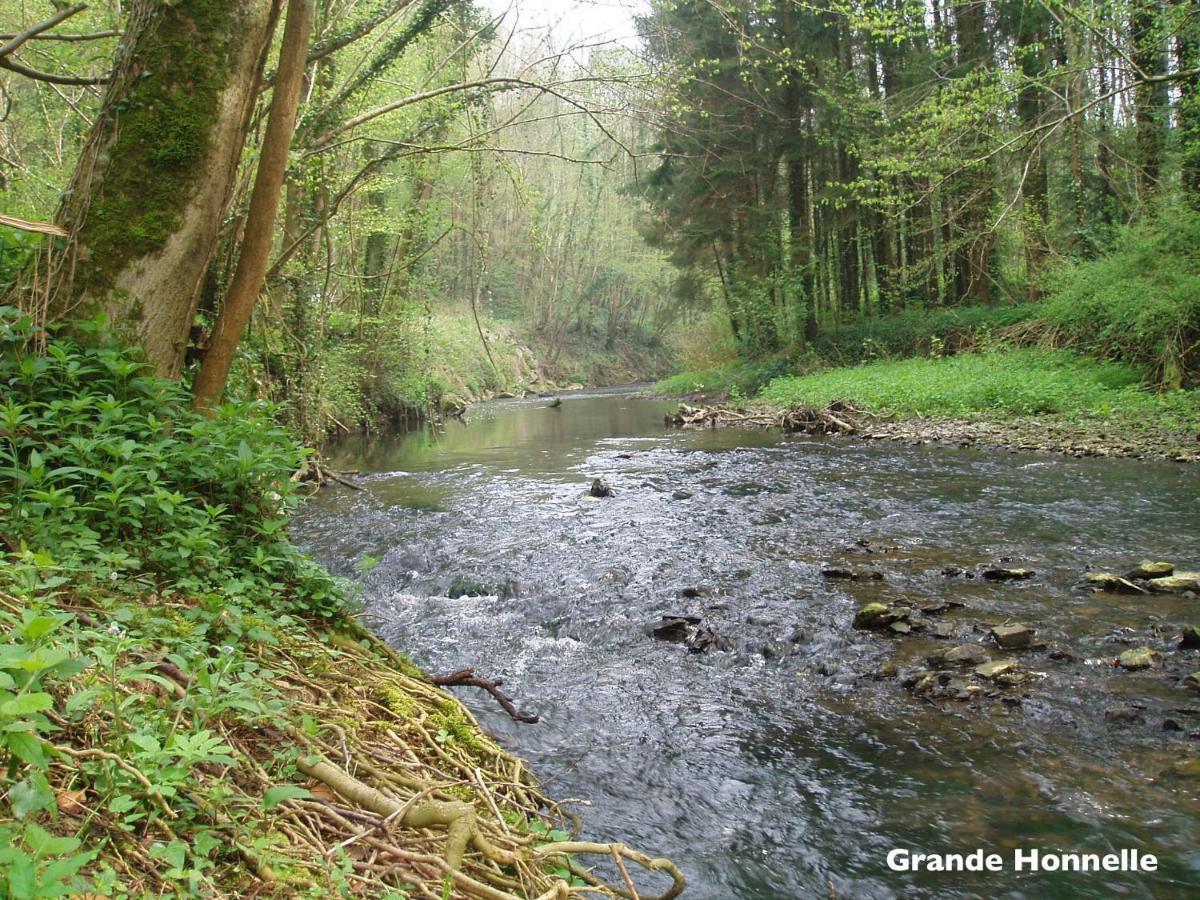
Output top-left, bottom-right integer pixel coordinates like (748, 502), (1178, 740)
(36, 597), (685, 898)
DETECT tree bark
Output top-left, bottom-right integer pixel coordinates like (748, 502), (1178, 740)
(192, 0), (314, 409)
(47, 0), (281, 378)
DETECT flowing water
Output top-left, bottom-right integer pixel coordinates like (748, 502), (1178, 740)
(295, 389), (1200, 899)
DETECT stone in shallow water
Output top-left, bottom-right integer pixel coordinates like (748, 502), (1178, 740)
(888, 621), (912, 635)
(930, 644), (989, 668)
(1147, 573), (1200, 593)
(1127, 561), (1174, 580)
(975, 659), (1019, 679)
(1103, 706), (1143, 724)
(1117, 647), (1160, 670)
(823, 567), (884, 582)
(982, 568), (1035, 582)
(852, 602), (893, 630)
(1172, 758), (1200, 778)
(991, 623), (1035, 649)
(1180, 626), (1200, 650)
(1084, 572), (1149, 595)
(1185, 672), (1200, 693)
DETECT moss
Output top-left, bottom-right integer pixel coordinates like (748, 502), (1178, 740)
(78, 0), (246, 299)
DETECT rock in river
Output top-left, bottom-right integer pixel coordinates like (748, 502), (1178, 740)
(1185, 672), (1200, 693)
(1084, 572), (1149, 595)
(982, 567), (1035, 582)
(823, 567), (884, 582)
(1117, 647), (1160, 670)
(853, 602), (894, 630)
(975, 659), (1020, 679)
(1127, 561), (1174, 580)
(991, 623), (1035, 649)
(589, 478), (613, 498)
(1180, 626), (1200, 650)
(1146, 572), (1200, 593)
(929, 644), (990, 668)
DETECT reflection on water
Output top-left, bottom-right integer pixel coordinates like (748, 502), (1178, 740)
(297, 390), (1200, 899)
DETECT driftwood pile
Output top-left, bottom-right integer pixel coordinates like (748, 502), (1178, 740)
(665, 400), (860, 435)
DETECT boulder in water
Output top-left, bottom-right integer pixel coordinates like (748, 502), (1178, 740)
(1104, 706), (1144, 725)
(1179, 626), (1200, 650)
(1084, 572), (1149, 595)
(975, 659), (1019, 679)
(589, 478), (613, 498)
(1185, 672), (1200, 693)
(1147, 572), (1200, 593)
(852, 602), (893, 630)
(823, 567), (884, 582)
(929, 644), (989, 668)
(1127, 561), (1174, 580)
(647, 615), (701, 643)
(982, 567), (1035, 582)
(991, 623), (1035, 649)
(1117, 647), (1160, 670)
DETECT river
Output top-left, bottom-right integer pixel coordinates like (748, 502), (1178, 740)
(294, 389), (1200, 899)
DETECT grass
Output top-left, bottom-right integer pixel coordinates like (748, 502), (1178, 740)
(655, 356), (793, 399)
(757, 349), (1200, 429)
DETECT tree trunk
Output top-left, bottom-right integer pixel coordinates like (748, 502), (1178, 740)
(48, 0), (282, 378)
(193, 0), (314, 408)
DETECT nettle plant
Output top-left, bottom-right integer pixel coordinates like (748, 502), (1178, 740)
(0, 307), (343, 618)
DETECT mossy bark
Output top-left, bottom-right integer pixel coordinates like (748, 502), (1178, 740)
(50, 0), (282, 378)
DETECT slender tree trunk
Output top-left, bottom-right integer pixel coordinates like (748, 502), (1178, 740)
(193, 0), (313, 408)
(47, 0), (282, 378)
(1132, 3), (1168, 197)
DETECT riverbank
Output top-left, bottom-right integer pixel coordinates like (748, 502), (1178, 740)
(0, 314), (681, 899)
(659, 349), (1200, 463)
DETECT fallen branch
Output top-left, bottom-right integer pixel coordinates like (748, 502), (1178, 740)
(666, 401), (861, 436)
(431, 667), (539, 724)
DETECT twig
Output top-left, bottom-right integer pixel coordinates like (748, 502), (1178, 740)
(430, 667), (539, 724)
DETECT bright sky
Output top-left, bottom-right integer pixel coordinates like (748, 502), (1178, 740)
(477, 0), (645, 46)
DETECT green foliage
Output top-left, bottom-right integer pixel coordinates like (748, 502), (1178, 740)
(0, 228), (41, 293)
(759, 349), (1199, 427)
(0, 308), (343, 618)
(1041, 206), (1200, 388)
(656, 356), (792, 398)
(810, 304), (1039, 365)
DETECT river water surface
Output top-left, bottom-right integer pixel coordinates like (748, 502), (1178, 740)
(294, 389), (1200, 899)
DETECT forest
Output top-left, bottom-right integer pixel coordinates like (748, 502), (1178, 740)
(1, 0), (1199, 897)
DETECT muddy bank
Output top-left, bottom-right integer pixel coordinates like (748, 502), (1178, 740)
(665, 401), (1200, 463)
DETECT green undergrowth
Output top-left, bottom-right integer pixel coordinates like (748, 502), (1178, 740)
(758, 349), (1200, 429)
(655, 357), (793, 400)
(0, 309), (579, 897)
(1040, 204), (1200, 388)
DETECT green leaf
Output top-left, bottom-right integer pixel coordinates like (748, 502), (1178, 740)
(9, 776), (54, 818)
(262, 785), (312, 809)
(23, 822), (80, 860)
(5, 732), (47, 768)
(0, 693), (54, 717)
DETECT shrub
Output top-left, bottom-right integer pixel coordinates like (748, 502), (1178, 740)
(0, 308), (342, 617)
(1041, 204), (1200, 387)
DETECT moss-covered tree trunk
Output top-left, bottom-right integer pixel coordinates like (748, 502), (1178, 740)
(49, 0), (281, 378)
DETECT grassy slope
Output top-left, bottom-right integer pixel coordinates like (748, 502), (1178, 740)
(758, 349), (1200, 430)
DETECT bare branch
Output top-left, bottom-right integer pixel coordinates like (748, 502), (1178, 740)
(0, 56), (109, 85)
(0, 3), (88, 58)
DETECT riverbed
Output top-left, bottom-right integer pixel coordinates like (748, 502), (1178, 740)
(295, 389), (1200, 899)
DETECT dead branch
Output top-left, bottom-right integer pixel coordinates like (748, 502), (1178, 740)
(431, 667), (539, 724)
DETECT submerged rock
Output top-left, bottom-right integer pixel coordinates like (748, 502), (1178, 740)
(1117, 647), (1160, 670)
(1185, 673), (1200, 693)
(920, 600), (967, 616)
(447, 576), (518, 599)
(991, 623), (1035, 649)
(1171, 758), (1200, 778)
(929, 644), (989, 668)
(647, 616), (701, 643)
(1084, 572), (1149, 595)
(982, 568), (1035, 582)
(1104, 706), (1144, 724)
(1127, 561), (1174, 580)
(1180, 626), (1200, 650)
(940, 566), (974, 578)
(1147, 572), (1200, 593)
(761, 641), (787, 659)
